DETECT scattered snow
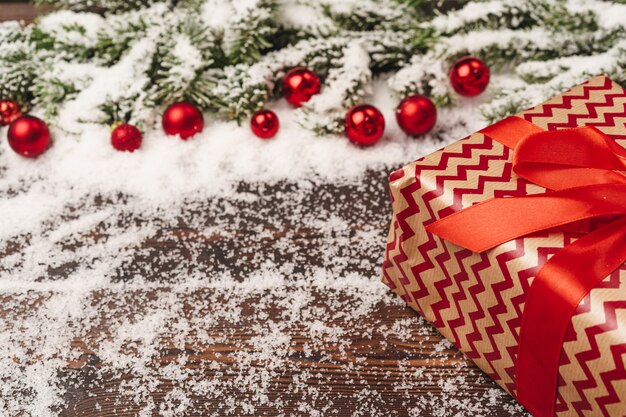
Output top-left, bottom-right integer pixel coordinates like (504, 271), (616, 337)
(277, 2), (334, 33)
(568, 0), (626, 29)
(200, 0), (236, 30)
(4, 0), (624, 415)
(0, 77), (520, 414)
(172, 34), (203, 78)
(430, 0), (508, 33)
(37, 10), (104, 47)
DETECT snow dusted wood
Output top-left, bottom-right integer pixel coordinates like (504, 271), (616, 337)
(1, 169), (528, 416)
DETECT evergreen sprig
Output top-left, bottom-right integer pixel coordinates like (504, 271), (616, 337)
(223, 0), (279, 64)
(0, 23), (38, 106)
(34, 0), (163, 14)
(2, 0), (626, 135)
(149, 16), (219, 107)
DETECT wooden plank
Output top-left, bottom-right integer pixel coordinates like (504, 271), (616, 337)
(1, 170), (528, 416)
(44, 291), (512, 416)
(0, 3), (38, 23)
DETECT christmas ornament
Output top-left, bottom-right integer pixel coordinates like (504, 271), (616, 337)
(449, 56), (490, 97)
(281, 67), (321, 107)
(162, 102), (204, 139)
(7, 115), (50, 158)
(250, 109), (279, 139)
(344, 104), (385, 146)
(0, 99), (22, 126)
(395, 95), (437, 136)
(111, 123), (142, 152)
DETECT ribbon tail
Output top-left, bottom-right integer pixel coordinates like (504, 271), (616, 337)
(516, 217), (626, 417)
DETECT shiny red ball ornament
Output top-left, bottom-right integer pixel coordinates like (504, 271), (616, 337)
(0, 99), (22, 126)
(7, 115), (50, 158)
(344, 104), (385, 146)
(250, 110), (279, 139)
(395, 95), (437, 136)
(162, 102), (204, 139)
(111, 123), (142, 152)
(449, 56), (490, 97)
(281, 67), (321, 107)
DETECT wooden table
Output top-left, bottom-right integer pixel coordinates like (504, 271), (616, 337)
(0, 2), (39, 23)
(0, 4), (528, 417)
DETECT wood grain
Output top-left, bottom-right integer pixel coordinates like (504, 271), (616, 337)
(0, 2), (39, 23)
(53, 292), (503, 417)
(0, 172), (528, 417)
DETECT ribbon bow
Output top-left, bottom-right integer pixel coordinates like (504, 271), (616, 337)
(425, 116), (626, 417)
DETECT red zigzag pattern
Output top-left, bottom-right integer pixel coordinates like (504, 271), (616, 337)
(382, 75), (626, 415)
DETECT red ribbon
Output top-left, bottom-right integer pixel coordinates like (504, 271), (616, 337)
(425, 116), (626, 417)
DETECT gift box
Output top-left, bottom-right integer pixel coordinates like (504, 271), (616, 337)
(382, 75), (626, 417)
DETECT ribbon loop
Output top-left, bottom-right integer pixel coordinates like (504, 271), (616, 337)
(513, 126), (626, 190)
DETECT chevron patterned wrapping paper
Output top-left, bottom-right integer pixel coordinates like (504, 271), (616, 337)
(382, 75), (626, 417)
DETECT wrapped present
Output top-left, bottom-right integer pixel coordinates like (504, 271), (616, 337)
(382, 75), (626, 417)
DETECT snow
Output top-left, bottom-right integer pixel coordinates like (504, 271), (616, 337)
(568, 0), (626, 29)
(3, 0), (624, 415)
(0, 73), (515, 414)
(37, 10), (104, 47)
(172, 34), (203, 80)
(200, 0), (236, 30)
(442, 28), (555, 56)
(277, 2), (334, 32)
(430, 0), (508, 33)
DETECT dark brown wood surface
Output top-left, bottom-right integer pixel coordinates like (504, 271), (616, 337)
(0, 2), (39, 23)
(0, 4), (528, 417)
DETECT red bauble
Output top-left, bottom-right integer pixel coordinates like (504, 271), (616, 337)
(344, 104), (385, 146)
(449, 56), (490, 97)
(0, 99), (22, 126)
(162, 102), (204, 139)
(281, 67), (321, 107)
(250, 110), (279, 139)
(111, 123), (142, 152)
(7, 115), (50, 158)
(395, 95), (437, 136)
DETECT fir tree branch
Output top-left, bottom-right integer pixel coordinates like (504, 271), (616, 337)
(393, 0), (473, 20)
(0, 22), (38, 106)
(224, 0), (279, 64)
(149, 16), (219, 107)
(481, 39), (626, 124)
(297, 41), (372, 135)
(34, 0), (165, 14)
(32, 73), (80, 119)
(2, 0), (625, 137)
